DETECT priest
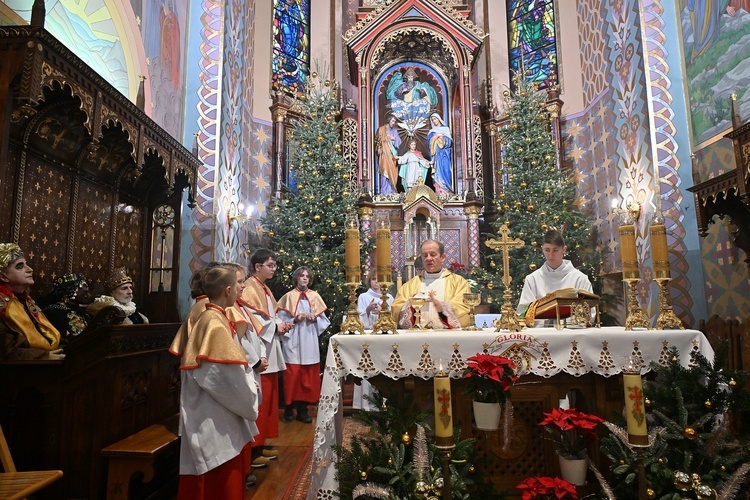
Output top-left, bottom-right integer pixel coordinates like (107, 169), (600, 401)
(516, 229), (593, 320)
(391, 240), (470, 329)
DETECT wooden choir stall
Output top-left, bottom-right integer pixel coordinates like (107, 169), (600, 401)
(0, 16), (199, 499)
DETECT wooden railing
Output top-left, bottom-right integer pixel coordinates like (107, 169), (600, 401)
(699, 315), (749, 372)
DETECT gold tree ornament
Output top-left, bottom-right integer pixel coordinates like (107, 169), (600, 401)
(359, 471), (367, 481)
(683, 427), (697, 440)
(529, 263), (537, 271)
(401, 432), (411, 445)
(729, 378), (737, 388)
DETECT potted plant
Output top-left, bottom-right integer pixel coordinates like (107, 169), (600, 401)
(463, 353), (517, 431)
(538, 407), (605, 485)
(516, 476), (578, 500)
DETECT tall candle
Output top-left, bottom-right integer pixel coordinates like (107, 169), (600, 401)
(618, 224), (639, 280)
(434, 362), (454, 446)
(623, 363), (649, 446)
(650, 223), (670, 279)
(345, 223), (360, 284)
(376, 220), (391, 284)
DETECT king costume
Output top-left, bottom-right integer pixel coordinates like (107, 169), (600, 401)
(391, 269), (471, 329)
(0, 285), (61, 360)
(174, 303), (258, 500)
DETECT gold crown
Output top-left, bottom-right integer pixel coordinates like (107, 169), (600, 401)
(106, 267), (133, 291)
(0, 243), (24, 270)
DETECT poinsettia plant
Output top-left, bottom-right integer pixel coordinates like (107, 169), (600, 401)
(463, 353), (518, 403)
(538, 407), (605, 460)
(516, 476), (578, 500)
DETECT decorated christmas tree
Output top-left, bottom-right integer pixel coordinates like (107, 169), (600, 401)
(599, 343), (750, 499)
(485, 72), (601, 305)
(262, 69), (358, 342)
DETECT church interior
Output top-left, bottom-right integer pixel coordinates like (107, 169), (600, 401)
(1, 0), (750, 498)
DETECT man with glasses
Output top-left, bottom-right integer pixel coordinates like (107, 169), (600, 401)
(239, 249), (293, 468)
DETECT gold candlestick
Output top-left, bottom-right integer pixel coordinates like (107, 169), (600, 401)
(340, 282), (365, 335)
(372, 283), (398, 334)
(654, 278), (685, 330)
(462, 292), (481, 331)
(624, 278), (650, 330)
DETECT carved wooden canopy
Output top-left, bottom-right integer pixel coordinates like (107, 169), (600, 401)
(0, 25), (199, 203)
(687, 121), (750, 271)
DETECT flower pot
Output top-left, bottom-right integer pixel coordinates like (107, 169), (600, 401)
(472, 400), (502, 431)
(558, 454), (587, 486)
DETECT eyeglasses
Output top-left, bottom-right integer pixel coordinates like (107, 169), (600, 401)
(263, 263), (278, 269)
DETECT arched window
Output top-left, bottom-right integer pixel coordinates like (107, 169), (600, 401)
(272, 0), (311, 95)
(507, 0), (558, 89)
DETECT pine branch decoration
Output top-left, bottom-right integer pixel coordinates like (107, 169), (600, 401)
(352, 483), (392, 499)
(413, 424), (429, 481)
(717, 462), (750, 500)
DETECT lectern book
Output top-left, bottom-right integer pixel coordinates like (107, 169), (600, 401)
(525, 288), (600, 326)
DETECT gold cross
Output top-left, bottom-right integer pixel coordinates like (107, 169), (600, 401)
(485, 223), (525, 288)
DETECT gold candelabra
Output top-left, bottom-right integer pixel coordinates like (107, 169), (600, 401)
(654, 278), (685, 330)
(372, 283), (398, 334)
(340, 282), (365, 334)
(462, 293), (481, 331)
(624, 278), (650, 330)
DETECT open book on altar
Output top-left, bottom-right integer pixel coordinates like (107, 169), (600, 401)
(524, 288), (601, 329)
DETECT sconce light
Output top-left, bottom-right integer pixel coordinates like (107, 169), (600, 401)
(611, 199), (642, 224)
(228, 203), (253, 228)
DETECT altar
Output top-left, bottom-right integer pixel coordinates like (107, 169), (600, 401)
(309, 327), (713, 498)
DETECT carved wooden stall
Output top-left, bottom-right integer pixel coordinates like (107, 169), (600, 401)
(0, 17), (199, 499)
(0, 22), (199, 322)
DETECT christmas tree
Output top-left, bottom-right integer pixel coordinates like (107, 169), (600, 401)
(262, 69), (358, 344)
(599, 343), (750, 499)
(486, 72), (601, 305)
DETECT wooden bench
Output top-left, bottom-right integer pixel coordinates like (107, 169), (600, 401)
(1, 423), (62, 500)
(101, 414), (179, 500)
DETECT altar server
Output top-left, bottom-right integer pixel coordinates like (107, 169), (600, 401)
(516, 229), (592, 318)
(176, 266), (258, 500)
(277, 266), (330, 423)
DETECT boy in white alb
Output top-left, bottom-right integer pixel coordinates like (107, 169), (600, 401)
(277, 266), (330, 423)
(516, 230), (593, 322)
(175, 266), (258, 500)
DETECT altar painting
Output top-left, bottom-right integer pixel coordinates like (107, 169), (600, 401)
(373, 63), (453, 195)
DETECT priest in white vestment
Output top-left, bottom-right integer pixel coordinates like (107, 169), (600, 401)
(391, 240), (471, 329)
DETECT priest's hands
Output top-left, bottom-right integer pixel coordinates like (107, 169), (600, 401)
(425, 290), (443, 314)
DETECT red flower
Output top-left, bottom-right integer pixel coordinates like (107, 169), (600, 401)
(538, 408), (605, 460)
(463, 354), (517, 403)
(449, 261), (467, 272)
(517, 476), (578, 500)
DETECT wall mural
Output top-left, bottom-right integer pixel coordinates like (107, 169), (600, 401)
(679, 0), (750, 147)
(137, 0), (188, 139)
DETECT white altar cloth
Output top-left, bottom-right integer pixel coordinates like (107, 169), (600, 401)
(308, 327), (713, 498)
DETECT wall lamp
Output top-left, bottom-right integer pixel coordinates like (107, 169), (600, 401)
(228, 203), (254, 228)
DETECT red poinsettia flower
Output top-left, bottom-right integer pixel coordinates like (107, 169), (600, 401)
(517, 476), (578, 500)
(539, 408), (605, 460)
(463, 354), (518, 403)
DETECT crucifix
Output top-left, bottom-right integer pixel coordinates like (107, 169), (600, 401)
(485, 222), (525, 332)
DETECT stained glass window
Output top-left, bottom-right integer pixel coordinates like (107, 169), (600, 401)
(272, 0), (311, 94)
(507, 0), (558, 89)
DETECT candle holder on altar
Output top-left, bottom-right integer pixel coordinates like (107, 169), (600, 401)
(654, 278), (685, 330)
(372, 282), (398, 334)
(649, 213), (685, 330)
(624, 278), (650, 331)
(462, 292), (481, 331)
(340, 282), (365, 334)
(496, 286), (524, 333)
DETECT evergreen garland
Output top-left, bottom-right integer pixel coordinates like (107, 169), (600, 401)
(334, 389), (497, 499)
(599, 343), (750, 499)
